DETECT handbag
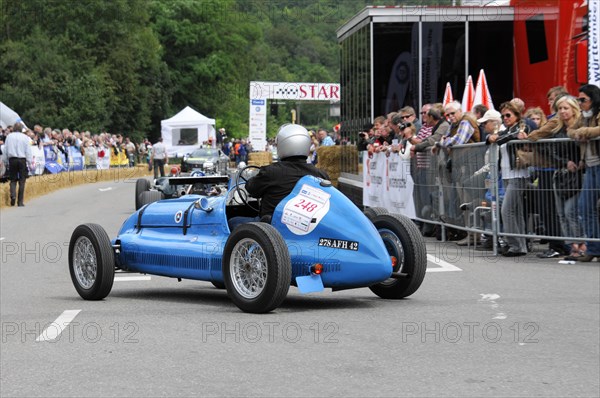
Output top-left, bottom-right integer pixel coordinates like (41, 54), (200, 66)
(553, 168), (582, 198)
(515, 148), (534, 169)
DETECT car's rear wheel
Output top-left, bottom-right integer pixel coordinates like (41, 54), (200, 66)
(364, 207), (389, 222)
(223, 223), (291, 313)
(369, 214), (427, 299)
(69, 223), (115, 300)
(135, 178), (151, 210)
(138, 190), (164, 207)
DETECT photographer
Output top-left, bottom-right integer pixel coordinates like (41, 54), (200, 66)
(357, 123), (373, 151)
(391, 118), (417, 158)
(390, 114), (411, 146)
(398, 106), (421, 132)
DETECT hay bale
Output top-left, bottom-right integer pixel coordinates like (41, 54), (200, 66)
(248, 151), (272, 167)
(0, 165), (153, 208)
(316, 145), (358, 186)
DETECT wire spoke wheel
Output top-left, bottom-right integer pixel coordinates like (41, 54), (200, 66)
(69, 223), (115, 300)
(230, 238), (268, 299)
(73, 236), (98, 289)
(223, 223), (291, 313)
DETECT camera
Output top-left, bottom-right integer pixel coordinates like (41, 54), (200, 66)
(398, 122), (412, 130)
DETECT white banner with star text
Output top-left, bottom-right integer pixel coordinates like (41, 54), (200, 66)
(250, 81), (340, 101)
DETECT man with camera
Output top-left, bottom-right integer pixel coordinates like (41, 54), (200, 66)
(398, 106), (422, 132)
(357, 123), (373, 152)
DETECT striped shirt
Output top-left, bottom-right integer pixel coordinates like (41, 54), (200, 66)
(415, 125), (433, 169)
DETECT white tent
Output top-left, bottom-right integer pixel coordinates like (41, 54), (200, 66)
(0, 101), (27, 129)
(160, 106), (216, 157)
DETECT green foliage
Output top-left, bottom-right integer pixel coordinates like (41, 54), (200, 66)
(0, 0), (455, 140)
(1, 0), (167, 135)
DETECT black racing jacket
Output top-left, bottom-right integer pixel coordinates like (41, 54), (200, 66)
(246, 156), (330, 217)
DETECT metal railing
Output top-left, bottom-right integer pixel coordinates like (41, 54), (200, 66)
(408, 137), (600, 254)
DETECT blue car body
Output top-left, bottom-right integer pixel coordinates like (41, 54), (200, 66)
(114, 175), (393, 290)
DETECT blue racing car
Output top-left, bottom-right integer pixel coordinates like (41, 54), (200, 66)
(68, 166), (427, 313)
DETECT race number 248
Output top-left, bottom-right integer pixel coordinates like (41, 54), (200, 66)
(294, 199), (318, 212)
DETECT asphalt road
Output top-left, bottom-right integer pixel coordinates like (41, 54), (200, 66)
(1, 179), (599, 397)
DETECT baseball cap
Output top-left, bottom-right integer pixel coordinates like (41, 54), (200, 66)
(477, 109), (502, 124)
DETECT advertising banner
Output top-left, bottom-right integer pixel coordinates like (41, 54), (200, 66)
(67, 146), (84, 171)
(31, 145), (46, 175)
(590, 0), (600, 86)
(362, 151), (416, 218)
(249, 98), (267, 152)
(43, 145), (65, 174)
(250, 81), (340, 101)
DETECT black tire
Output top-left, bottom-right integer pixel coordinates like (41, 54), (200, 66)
(364, 207), (389, 222)
(369, 214), (427, 299)
(138, 190), (164, 207)
(211, 281), (226, 289)
(68, 223), (115, 300)
(223, 222), (291, 313)
(135, 178), (151, 210)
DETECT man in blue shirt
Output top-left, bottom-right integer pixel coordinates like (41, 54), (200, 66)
(317, 129), (335, 146)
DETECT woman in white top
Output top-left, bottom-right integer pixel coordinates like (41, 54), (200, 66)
(487, 102), (531, 256)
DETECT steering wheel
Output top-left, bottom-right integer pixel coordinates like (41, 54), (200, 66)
(234, 165), (261, 212)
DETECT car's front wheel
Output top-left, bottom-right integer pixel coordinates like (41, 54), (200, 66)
(223, 223), (291, 313)
(135, 178), (151, 210)
(369, 214), (427, 299)
(69, 223), (115, 300)
(138, 190), (164, 207)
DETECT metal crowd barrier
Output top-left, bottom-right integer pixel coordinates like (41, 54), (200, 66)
(409, 137), (600, 254)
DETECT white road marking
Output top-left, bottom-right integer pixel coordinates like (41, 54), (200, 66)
(36, 310), (81, 342)
(98, 187), (113, 192)
(426, 254), (463, 272)
(479, 293), (500, 301)
(114, 276), (151, 282)
(478, 294), (508, 321)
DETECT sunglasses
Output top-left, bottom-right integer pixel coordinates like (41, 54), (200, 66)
(401, 115), (413, 119)
(445, 112), (456, 117)
(577, 97), (589, 103)
(420, 111), (427, 115)
(502, 113), (513, 119)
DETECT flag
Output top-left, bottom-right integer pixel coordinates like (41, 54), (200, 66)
(442, 82), (454, 106)
(473, 69), (495, 110)
(461, 75), (475, 112)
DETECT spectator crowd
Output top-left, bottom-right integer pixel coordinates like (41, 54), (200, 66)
(355, 84), (600, 262)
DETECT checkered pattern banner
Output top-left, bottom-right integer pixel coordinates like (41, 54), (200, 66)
(250, 81), (340, 101)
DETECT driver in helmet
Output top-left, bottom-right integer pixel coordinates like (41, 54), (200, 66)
(228, 124), (329, 230)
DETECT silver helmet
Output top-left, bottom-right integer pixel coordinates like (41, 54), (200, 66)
(275, 124), (311, 159)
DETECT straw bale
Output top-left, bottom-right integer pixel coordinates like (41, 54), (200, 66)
(0, 165), (153, 208)
(316, 145), (358, 186)
(248, 152), (272, 166)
